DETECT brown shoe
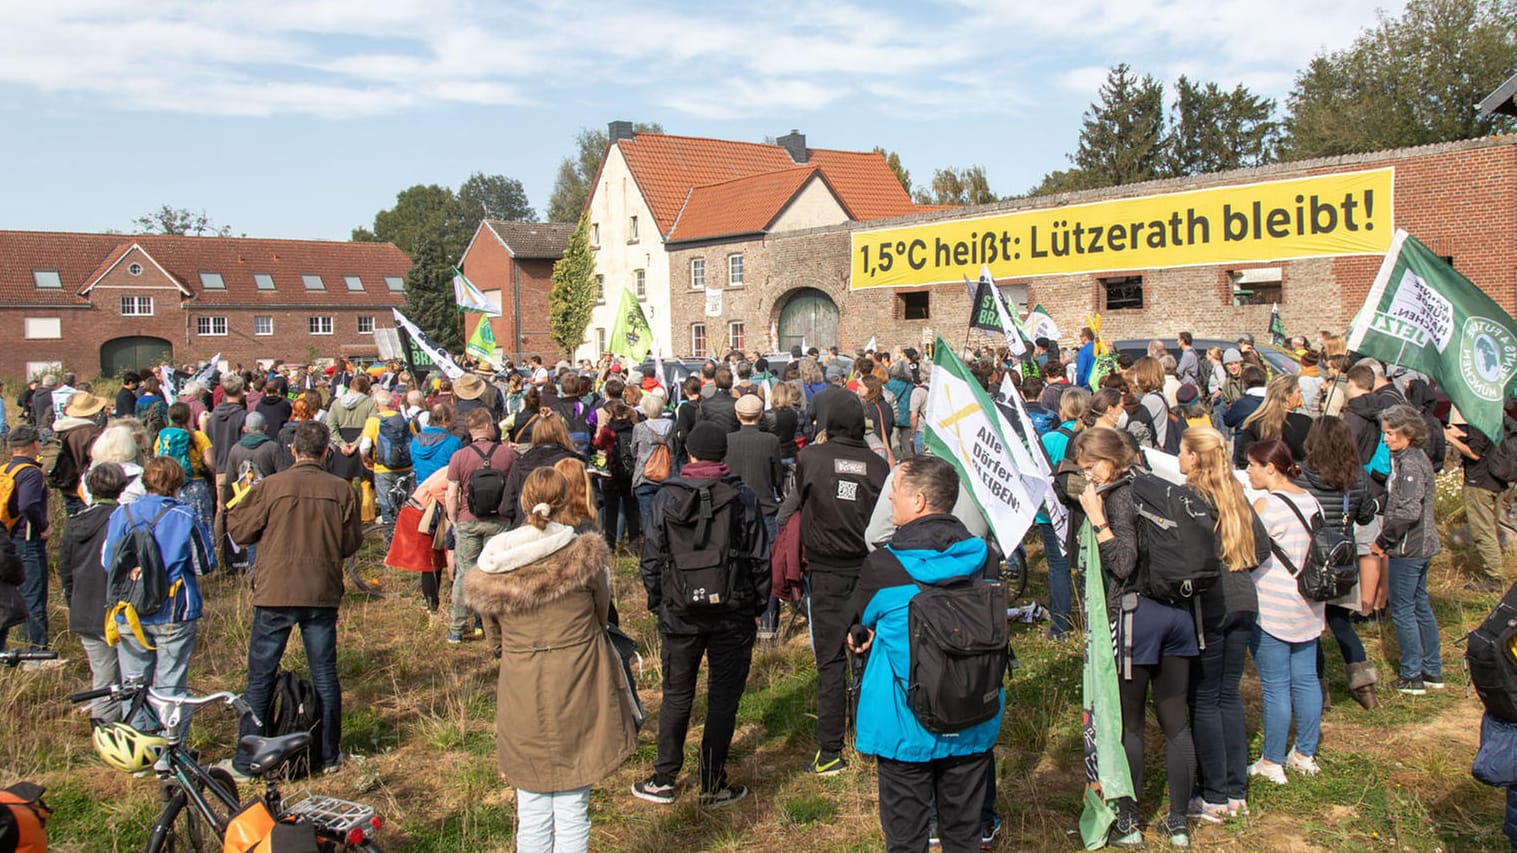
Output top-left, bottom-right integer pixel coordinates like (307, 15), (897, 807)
(1347, 661), (1379, 710)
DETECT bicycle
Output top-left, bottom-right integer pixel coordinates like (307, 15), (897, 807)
(0, 648), (59, 668)
(1000, 544), (1029, 601)
(345, 473), (415, 597)
(69, 679), (383, 853)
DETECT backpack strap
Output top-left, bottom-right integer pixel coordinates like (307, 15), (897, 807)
(1266, 492), (1317, 578)
(693, 486), (714, 549)
(470, 442), (499, 470)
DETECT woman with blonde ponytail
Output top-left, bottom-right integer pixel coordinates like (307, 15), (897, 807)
(467, 468), (637, 852)
(1181, 427), (1270, 822)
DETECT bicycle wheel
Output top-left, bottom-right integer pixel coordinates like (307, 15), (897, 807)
(1001, 548), (1028, 601)
(147, 769), (239, 853)
(345, 524), (396, 597)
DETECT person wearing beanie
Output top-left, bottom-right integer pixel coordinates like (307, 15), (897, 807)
(634, 422), (770, 808)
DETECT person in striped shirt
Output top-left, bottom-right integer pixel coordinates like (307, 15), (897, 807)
(1245, 439), (1327, 785)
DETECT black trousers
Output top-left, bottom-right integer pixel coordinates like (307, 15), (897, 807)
(878, 751), (991, 853)
(654, 624), (756, 791)
(602, 476), (640, 549)
(807, 570), (858, 754)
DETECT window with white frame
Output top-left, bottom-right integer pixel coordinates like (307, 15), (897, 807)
(308, 316), (333, 335)
(23, 317), (61, 339)
(728, 254), (744, 288)
(254, 316), (273, 336)
(344, 275), (365, 292)
(596, 327), (607, 355)
(591, 223), (601, 248)
(120, 296), (153, 316)
(595, 275), (605, 304)
(196, 316), (228, 336)
(199, 271), (225, 290)
(32, 270), (61, 289)
(302, 274), (325, 291)
(628, 216), (639, 242)
(634, 269), (646, 300)
(728, 321), (745, 353)
(357, 316), (374, 334)
(691, 258), (705, 290)
(255, 273), (276, 291)
(691, 323), (707, 358)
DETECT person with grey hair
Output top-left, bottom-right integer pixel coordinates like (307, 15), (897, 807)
(88, 422), (147, 505)
(1370, 404), (1443, 695)
(631, 391), (673, 541)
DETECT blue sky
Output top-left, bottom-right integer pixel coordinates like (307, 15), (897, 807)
(1, 0), (1402, 242)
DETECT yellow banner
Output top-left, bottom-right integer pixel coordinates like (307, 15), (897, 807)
(850, 168), (1394, 289)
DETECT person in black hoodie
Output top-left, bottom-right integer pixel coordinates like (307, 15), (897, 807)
(776, 400), (889, 776)
(59, 463), (127, 716)
(633, 423), (770, 808)
(254, 376), (293, 438)
(207, 374), (249, 570)
(698, 368), (740, 433)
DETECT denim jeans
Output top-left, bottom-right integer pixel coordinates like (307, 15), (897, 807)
(634, 483), (660, 543)
(235, 606), (342, 772)
(1191, 615), (1253, 804)
(1250, 627), (1322, 763)
(1388, 557), (1443, 680)
(16, 537), (47, 648)
(1317, 604), (1367, 677)
(117, 620), (199, 737)
(1038, 522), (1071, 636)
(515, 786), (591, 853)
(453, 519), (507, 638)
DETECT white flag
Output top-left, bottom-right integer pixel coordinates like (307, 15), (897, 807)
(392, 308), (464, 380)
(981, 265), (1026, 357)
(999, 374), (1068, 544)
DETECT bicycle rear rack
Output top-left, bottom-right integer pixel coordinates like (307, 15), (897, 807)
(280, 793), (376, 834)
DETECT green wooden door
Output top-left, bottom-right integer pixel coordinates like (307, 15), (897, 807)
(777, 289), (838, 353)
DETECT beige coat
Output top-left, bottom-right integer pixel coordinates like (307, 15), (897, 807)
(465, 532), (638, 793)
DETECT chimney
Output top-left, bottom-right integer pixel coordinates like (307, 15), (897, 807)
(778, 129), (807, 163)
(608, 120), (636, 143)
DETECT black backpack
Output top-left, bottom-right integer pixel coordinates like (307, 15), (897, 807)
(1487, 419), (1517, 486)
(265, 670), (322, 779)
(464, 443), (508, 518)
(375, 412), (412, 470)
(905, 577), (1010, 733)
(1469, 582), (1517, 723)
(103, 503), (177, 648)
(1268, 492), (1357, 602)
(608, 423), (637, 481)
(1131, 473), (1220, 604)
(661, 479), (750, 613)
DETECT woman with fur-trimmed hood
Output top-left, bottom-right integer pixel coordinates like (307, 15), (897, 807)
(466, 467), (638, 852)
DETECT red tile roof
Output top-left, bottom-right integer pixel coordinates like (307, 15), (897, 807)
(668, 168), (827, 243)
(0, 231), (411, 306)
(613, 133), (918, 236)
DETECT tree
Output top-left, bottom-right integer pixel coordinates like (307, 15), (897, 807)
(546, 122), (664, 222)
(913, 166), (996, 206)
(548, 214), (598, 357)
(133, 205), (232, 237)
(360, 184), (474, 351)
(1282, 0), (1517, 160)
(1026, 168), (1097, 198)
(458, 172), (535, 223)
(1167, 77), (1279, 175)
(1074, 64), (1167, 187)
(874, 147), (913, 196)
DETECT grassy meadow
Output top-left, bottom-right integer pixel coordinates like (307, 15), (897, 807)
(1, 468), (1513, 851)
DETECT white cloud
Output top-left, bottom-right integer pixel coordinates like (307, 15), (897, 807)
(0, 0), (1403, 119)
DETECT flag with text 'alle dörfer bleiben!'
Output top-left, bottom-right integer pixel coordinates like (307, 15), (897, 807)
(1347, 229), (1517, 443)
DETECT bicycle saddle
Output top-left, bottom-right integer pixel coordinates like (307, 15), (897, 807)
(239, 732), (313, 776)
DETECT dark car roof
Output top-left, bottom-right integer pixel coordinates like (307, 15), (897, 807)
(1111, 338), (1300, 376)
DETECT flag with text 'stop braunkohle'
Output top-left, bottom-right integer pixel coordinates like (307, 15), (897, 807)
(1347, 229), (1517, 443)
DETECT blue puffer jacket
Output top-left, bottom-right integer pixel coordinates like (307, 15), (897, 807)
(851, 513), (1002, 762)
(102, 494), (213, 627)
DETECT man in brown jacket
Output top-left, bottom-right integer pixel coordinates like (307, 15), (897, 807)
(224, 421), (362, 779)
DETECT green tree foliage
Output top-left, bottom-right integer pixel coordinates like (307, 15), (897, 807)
(1167, 76), (1279, 175)
(548, 214), (598, 357)
(357, 184), (474, 351)
(913, 166), (996, 206)
(873, 147), (913, 196)
(1074, 64), (1167, 187)
(1282, 0), (1517, 159)
(458, 172), (535, 223)
(1026, 168), (1097, 198)
(133, 205), (233, 237)
(547, 122), (664, 222)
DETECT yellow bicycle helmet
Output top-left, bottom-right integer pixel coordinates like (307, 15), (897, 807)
(92, 721), (166, 773)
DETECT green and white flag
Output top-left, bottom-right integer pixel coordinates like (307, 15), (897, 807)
(466, 316), (497, 364)
(1347, 229), (1517, 442)
(923, 337), (1040, 555)
(609, 289), (653, 362)
(1024, 304), (1060, 344)
(1269, 302), (1286, 347)
(452, 267), (499, 316)
(1079, 523), (1135, 849)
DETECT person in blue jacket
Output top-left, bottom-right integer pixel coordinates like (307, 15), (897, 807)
(102, 456), (214, 736)
(846, 455), (1002, 853)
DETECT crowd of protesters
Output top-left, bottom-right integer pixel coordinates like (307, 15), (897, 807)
(0, 323), (1509, 853)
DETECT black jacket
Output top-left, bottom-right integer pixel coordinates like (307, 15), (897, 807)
(1298, 464), (1378, 538)
(776, 402), (889, 574)
(698, 391), (740, 434)
(725, 425), (781, 515)
(639, 464), (771, 635)
(673, 399), (700, 463)
(59, 501), (113, 637)
(1344, 384), (1405, 464)
(114, 387), (138, 419)
(500, 443), (580, 527)
(207, 400), (248, 473)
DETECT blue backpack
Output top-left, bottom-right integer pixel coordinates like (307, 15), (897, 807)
(1365, 435), (1391, 482)
(375, 412), (412, 469)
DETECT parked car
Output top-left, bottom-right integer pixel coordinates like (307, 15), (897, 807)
(1111, 338), (1301, 377)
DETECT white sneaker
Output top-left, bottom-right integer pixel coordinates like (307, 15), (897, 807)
(1285, 749), (1320, 776)
(1248, 759), (1287, 785)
